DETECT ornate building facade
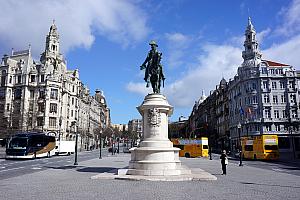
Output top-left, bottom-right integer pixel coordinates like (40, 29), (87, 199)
(188, 18), (300, 159)
(0, 22), (110, 150)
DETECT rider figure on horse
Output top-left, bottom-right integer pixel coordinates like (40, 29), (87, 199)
(140, 40), (165, 93)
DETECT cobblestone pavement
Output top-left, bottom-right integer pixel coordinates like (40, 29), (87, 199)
(0, 153), (299, 200)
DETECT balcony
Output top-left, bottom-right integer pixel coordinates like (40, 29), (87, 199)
(262, 118), (273, 123)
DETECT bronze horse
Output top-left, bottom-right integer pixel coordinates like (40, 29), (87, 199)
(140, 41), (165, 94)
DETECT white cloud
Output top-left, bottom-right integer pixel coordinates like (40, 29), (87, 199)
(0, 0), (149, 56)
(126, 82), (152, 96)
(264, 34), (300, 68)
(276, 0), (300, 36)
(165, 33), (191, 68)
(165, 44), (242, 107)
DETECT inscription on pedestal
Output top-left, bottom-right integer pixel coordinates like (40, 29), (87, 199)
(148, 108), (161, 128)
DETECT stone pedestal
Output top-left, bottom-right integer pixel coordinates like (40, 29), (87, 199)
(127, 94), (191, 176)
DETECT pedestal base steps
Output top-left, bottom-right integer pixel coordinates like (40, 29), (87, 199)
(91, 167), (217, 181)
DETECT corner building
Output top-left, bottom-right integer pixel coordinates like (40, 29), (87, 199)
(0, 22), (110, 150)
(228, 18), (300, 159)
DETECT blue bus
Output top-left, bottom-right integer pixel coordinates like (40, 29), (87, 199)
(6, 132), (56, 159)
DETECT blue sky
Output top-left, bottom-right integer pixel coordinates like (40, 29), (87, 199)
(1, 0), (300, 124)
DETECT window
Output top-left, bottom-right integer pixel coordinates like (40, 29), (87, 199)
(275, 124), (280, 131)
(30, 90), (34, 99)
(283, 110), (287, 118)
(280, 81), (285, 89)
(50, 103), (57, 113)
(30, 75), (36, 82)
(38, 103), (45, 112)
(49, 117), (57, 127)
(253, 96), (258, 104)
(72, 97), (74, 105)
(288, 81), (294, 89)
(17, 75), (22, 84)
(0, 89), (5, 99)
(14, 89), (22, 99)
(72, 85), (75, 92)
(266, 125), (272, 131)
(290, 94), (296, 103)
(273, 95), (278, 104)
(50, 89), (58, 100)
(245, 145), (253, 151)
(9, 76), (12, 84)
(274, 110), (279, 118)
(263, 81), (268, 89)
(1, 75), (6, 86)
(292, 110), (298, 118)
(281, 95), (286, 103)
(262, 68), (267, 74)
(71, 110), (73, 117)
(265, 109), (271, 118)
(264, 94), (270, 103)
(37, 117), (44, 126)
(39, 90), (45, 99)
(40, 74), (45, 82)
(6, 103), (10, 111)
(265, 145), (278, 150)
(272, 82), (277, 89)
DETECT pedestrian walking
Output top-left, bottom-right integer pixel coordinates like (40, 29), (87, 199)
(220, 150), (228, 175)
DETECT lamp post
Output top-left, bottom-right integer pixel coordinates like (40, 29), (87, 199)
(111, 134), (114, 155)
(117, 137), (120, 154)
(72, 121), (78, 166)
(237, 122), (243, 166)
(289, 125), (296, 160)
(209, 135), (212, 160)
(99, 130), (102, 159)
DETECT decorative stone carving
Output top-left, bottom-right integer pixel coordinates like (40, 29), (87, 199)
(148, 108), (161, 127)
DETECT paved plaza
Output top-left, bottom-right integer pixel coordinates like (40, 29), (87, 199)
(0, 151), (299, 200)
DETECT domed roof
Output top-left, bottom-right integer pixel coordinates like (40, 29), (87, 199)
(197, 90), (207, 105)
(220, 77), (227, 86)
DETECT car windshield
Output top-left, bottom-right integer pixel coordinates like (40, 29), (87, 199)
(9, 137), (28, 149)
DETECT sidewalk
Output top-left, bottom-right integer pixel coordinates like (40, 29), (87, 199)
(226, 152), (300, 167)
(1, 153), (299, 200)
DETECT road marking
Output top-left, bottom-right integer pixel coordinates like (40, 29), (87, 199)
(32, 167), (42, 170)
(272, 168), (285, 172)
(0, 166), (25, 173)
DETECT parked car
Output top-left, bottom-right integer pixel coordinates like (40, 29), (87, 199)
(108, 147), (118, 153)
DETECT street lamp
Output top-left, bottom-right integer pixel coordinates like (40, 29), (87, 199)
(237, 122), (243, 166)
(117, 137), (120, 154)
(111, 134), (115, 155)
(72, 121), (78, 166)
(289, 125), (296, 160)
(99, 130), (102, 159)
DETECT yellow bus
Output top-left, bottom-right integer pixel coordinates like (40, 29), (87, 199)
(241, 135), (279, 160)
(171, 137), (208, 158)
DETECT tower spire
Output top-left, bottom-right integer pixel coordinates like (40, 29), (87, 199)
(40, 21), (60, 64)
(242, 17), (262, 61)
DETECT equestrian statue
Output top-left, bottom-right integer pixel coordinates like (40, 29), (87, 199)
(140, 40), (165, 93)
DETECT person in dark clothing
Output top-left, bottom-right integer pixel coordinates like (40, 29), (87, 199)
(220, 150), (228, 175)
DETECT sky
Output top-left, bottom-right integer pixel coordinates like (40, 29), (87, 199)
(1, 0), (300, 124)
